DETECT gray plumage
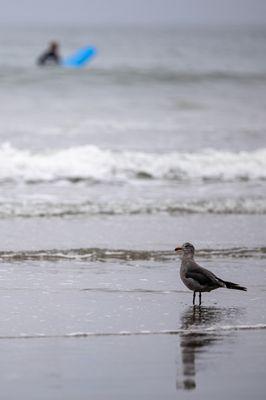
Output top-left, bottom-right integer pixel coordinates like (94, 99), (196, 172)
(175, 242), (247, 305)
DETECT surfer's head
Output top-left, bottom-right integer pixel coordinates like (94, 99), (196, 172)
(50, 41), (59, 53)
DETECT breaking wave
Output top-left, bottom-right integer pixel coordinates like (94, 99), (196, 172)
(0, 143), (266, 183)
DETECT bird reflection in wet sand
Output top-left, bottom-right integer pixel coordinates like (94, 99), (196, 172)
(176, 306), (240, 391)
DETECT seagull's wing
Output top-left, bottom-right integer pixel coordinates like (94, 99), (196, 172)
(185, 261), (223, 287)
(185, 270), (216, 286)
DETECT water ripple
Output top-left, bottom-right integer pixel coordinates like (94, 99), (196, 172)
(0, 246), (265, 262)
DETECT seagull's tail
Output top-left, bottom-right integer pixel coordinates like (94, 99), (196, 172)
(222, 280), (247, 291)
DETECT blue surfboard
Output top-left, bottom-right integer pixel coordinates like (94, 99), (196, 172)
(63, 46), (97, 68)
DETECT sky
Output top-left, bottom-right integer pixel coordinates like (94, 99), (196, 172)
(0, 0), (266, 27)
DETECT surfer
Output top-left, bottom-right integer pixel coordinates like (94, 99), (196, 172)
(37, 41), (61, 66)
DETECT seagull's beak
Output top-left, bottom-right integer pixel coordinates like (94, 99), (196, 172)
(174, 246), (182, 252)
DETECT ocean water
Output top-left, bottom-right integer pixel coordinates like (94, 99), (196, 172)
(0, 26), (266, 399)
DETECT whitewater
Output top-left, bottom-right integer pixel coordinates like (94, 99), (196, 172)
(0, 143), (266, 183)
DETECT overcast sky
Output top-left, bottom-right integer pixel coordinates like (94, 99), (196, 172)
(1, 0), (266, 26)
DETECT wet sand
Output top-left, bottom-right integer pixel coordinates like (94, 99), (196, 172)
(0, 215), (265, 399)
(0, 330), (265, 400)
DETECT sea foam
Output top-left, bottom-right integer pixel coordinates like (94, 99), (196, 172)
(0, 197), (265, 217)
(0, 143), (265, 183)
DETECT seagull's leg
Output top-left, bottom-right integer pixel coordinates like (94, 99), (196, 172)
(193, 291), (196, 305)
(199, 292), (202, 306)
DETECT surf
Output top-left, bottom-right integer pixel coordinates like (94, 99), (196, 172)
(0, 143), (265, 183)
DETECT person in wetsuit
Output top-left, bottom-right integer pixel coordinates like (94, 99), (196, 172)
(37, 41), (61, 66)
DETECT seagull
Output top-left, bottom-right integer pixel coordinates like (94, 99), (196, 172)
(175, 242), (247, 305)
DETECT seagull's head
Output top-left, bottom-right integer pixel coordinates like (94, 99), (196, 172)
(175, 242), (195, 255)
